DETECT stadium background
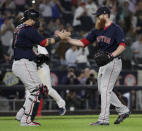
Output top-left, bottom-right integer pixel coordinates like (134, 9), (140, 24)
(0, 0), (142, 118)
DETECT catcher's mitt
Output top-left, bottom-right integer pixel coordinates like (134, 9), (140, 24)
(94, 51), (114, 67)
(35, 54), (50, 67)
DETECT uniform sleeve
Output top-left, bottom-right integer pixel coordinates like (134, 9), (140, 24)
(80, 29), (97, 47)
(25, 27), (45, 44)
(115, 26), (126, 47)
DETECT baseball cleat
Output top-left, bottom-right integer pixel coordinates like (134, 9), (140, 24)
(114, 111), (130, 124)
(89, 121), (109, 126)
(33, 121), (41, 126)
(20, 121), (40, 126)
(59, 107), (66, 116)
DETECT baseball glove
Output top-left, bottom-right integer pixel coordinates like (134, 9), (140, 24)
(94, 51), (114, 67)
(35, 54), (50, 67)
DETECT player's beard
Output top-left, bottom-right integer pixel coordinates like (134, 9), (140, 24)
(95, 18), (106, 30)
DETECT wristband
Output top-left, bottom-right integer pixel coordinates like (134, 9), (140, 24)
(48, 38), (52, 45)
(53, 36), (61, 43)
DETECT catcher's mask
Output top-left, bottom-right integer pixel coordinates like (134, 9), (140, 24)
(21, 9), (40, 28)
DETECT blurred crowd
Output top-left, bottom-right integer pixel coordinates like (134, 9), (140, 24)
(0, 0), (142, 70)
(1, 0), (142, 110)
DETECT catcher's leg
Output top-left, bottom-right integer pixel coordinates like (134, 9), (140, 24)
(16, 106), (25, 121)
(30, 84), (48, 121)
(38, 64), (66, 109)
(16, 90), (30, 121)
(20, 87), (42, 126)
(16, 87), (47, 122)
(12, 59), (46, 126)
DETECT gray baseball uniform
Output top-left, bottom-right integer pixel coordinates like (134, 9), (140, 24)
(80, 22), (129, 123)
(15, 45), (66, 121)
(12, 13), (47, 125)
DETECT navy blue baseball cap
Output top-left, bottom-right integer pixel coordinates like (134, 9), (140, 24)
(93, 6), (110, 17)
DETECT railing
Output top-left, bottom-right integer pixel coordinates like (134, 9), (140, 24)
(2, 84), (142, 91)
(0, 85), (142, 115)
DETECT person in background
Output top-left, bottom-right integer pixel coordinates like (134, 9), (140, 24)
(131, 34), (142, 64)
(65, 45), (78, 68)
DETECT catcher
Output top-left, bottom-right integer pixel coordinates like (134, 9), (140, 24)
(12, 9), (70, 126)
(65, 6), (130, 125)
(16, 45), (66, 122)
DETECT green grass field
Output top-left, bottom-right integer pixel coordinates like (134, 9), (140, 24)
(0, 115), (142, 131)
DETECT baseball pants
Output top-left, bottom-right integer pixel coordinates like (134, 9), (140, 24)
(97, 58), (129, 123)
(12, 59), (42, 124)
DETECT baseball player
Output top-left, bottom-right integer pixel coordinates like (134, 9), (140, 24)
(16, 45), (66, 121)
(36, 45), (66, 115)
(12, 9), (70, 126)
(65, 6), (130, 125)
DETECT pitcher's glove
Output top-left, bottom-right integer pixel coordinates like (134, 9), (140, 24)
(94, 51), (114, 67)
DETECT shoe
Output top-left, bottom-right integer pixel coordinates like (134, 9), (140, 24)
(20, 114), (40, 126)
(33, 121), (41, 126)
(114, 111), (130, 124)
(20, 121), (40, 126)
(59, 107), (66, 115)
(89, 121), (109, 126)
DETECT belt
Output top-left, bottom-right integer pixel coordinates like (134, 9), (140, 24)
(14, 58), (34, 61)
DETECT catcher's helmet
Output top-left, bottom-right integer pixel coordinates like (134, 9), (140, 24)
(21, 9), (39, 22)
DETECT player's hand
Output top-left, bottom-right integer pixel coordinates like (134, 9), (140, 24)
(56, 30), (71, 39)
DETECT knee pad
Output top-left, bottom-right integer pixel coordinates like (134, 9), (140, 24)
(24, 87), (42, 119)
(31, 101), (40, 121)
(30, 87), (42, 119)
(30, 85), (47, 121)
(24, 84), (48, 121)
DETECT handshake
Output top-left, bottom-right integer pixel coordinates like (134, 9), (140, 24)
(45, 30), (72, 46)
(51, 29), (83, 47)
(55, 30), (71, 40)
